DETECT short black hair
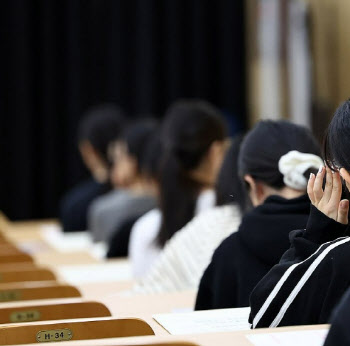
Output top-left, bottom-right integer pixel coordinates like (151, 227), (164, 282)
(78, 103), (126, 162)
(238, 120), (321, 189)
(119, 118), (158, 173)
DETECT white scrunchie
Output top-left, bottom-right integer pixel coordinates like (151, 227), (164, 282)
(278, 150), (323, 190)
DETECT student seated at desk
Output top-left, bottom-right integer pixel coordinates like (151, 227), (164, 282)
(60, 104), (125, 232)
(133, 135), (246, 293)
(106, 133), (162, 258)
(195, 120), (322, 310)
(128, 100), (229, 278)
(88, 119), (158, 243)
(249, 100), (350, 329)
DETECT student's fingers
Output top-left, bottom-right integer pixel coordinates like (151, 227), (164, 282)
(322, 167), (333, 203)
(313, 166), (325, 202)
(337, 199), (349, 225)
(329, 171), (343, 208)
(307, 173), (316, 205)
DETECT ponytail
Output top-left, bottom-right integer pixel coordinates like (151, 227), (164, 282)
(156, 99), (227, 248)
(157, 152), (202, 247)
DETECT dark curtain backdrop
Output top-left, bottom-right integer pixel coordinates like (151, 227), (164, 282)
(0, 0), (245, 220)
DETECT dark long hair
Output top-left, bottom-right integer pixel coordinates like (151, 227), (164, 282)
(157, 100), (227, 247)
(323, 100), (350, 200)
(215, 135), (248, 213)
(238, 120), (321, 189)
(324, 99), (350, 172)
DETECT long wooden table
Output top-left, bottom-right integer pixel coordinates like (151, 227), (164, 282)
(17, 324), (329, 346)
(3, 217), (326, 346)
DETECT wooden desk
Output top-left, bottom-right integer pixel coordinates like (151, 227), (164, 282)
(0, 301), (111, 324)
(0, 287), (194, 336)
(0, 317), (155, 345)
(99, 290), (196, 336)
(34, 251), (99, 266)
(79, 281), (134, 299)
(0, 282), (80, 302)
(21, 324), (329, 346)
(101, 291), (195, 316)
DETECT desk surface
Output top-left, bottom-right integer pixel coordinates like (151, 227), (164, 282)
(0, 287), (195, 336)
(20, 324), (329, 346)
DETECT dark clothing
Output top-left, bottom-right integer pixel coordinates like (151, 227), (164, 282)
(324, 287), (350, 346)
(195, 194), (311, 310)
(60, 178), (109, 232)
(107, 217), (137, 258)
(249, 206), (349, 328)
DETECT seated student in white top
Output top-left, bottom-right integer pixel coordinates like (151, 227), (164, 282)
(133, 135), (247, 293)
(128, 99), (229, 278)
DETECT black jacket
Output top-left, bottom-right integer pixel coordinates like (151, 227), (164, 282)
(249, 206), (350, 328)
(195, 194), (311, 310)
(60, 178), (109, 232)
(324, 287), (350, 346)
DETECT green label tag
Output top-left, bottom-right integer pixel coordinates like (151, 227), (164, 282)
(36, 328), (73, 343)
(10, 310), (41, 322)
(0, 290), (20, 302)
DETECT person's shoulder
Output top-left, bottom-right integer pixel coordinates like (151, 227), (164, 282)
(136, 208), (161, 223)
(191, 204), (241, 227)
(132, 208), (161, 234)
(89, 189), (121, 210)
(212, 230), (239, 260)
(332, 237), (350, 261)
(61, 178), (104, 211)
(129, 209), (161, 253)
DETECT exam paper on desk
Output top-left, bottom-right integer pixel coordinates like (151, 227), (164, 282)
(40, 225), (107, 259)
(246, 328), (328, 346)
(57, 262), (133, 284)
(153, 307), (251, 335)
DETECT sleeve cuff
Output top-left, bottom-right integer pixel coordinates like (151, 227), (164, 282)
(304, 205), (348, 244)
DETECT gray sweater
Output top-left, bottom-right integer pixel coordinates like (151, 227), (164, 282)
(88, 189), (156, 243)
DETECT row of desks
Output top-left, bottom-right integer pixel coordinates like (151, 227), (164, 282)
(0, 214), (329, 345)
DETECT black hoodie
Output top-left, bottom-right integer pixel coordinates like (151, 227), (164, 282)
(249, 206), (350, 328)
(195, 194), (311, 310)
(324, 287), (350, 346)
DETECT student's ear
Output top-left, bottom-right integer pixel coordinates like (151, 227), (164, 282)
(244, 175), (265, 207)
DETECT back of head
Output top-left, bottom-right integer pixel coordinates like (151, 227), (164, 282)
(161, 100), (227, 170)
(324, 99), (350, 172)
(78, 104), (126, 163)
(215, 135), (248, 212)
(120, 118), (158, 172)
(157, 99), (227, 247)
(238, 120), (321, 189)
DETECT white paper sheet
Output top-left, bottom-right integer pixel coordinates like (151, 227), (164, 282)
(246, 328), (328, 346)
(153, 307), (251, 335)
(40, 225), (108, 259)
(57, 261), (132, 284)
(40, 225), (92, 252)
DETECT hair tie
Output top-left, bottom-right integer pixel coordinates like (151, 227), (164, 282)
(278, 150), (323, 190)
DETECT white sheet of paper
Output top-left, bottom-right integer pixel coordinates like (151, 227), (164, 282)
(153, 307), (251, 335)
(40, 225), (93, 252)
(246, 329), (328, 346)
(57, 262), (132, 284)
